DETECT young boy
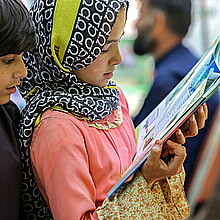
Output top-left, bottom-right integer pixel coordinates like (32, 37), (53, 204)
(0, 0), (36, 219)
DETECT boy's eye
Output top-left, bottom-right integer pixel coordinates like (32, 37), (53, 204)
(3, 58), (15, 64)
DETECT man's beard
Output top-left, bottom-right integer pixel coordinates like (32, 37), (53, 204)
(133, 29), (156, 56)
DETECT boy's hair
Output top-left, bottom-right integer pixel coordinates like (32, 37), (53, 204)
(0, 0), (36, 56)
(149, 0), (192, 37)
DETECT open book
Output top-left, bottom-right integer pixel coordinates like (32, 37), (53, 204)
(108, 36), (220, 198)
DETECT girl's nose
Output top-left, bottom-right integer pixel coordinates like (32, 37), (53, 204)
(109, 44), (123, 66)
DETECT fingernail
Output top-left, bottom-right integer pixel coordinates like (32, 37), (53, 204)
(177, 129), (181, 135)
(198, 106), (203, 113)
(190, 114), (195, 121)
(153, 145), (162, 151)
(155, 140), (163, 145)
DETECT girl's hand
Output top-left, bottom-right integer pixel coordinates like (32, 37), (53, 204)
(171, 103), (208, 144)
(141, 140), (186, 187)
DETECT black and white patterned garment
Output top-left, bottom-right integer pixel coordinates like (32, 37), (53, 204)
(18, 0), (128, 219)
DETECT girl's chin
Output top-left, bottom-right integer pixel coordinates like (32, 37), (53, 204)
(88, 78), (111, 88)
(93, 80), (110, 88)
(102, 81), (111, 88)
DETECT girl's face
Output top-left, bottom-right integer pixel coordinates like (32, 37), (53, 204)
(0, 54), (27, 104)
(74, 7), (126, 88)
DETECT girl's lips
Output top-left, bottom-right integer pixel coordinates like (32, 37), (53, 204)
(104, 72), (113, 80)
(6, 86), (17, 94)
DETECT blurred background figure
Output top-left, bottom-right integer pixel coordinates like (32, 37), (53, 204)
(132, 0), (199, 126)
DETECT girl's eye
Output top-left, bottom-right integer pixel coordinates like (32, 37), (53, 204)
(101, 49), (110, 54)
(3, 59), (15, 64)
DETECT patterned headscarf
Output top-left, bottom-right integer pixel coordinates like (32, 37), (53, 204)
(18, 0), (128, 219)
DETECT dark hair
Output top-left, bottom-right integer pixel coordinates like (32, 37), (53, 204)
(149, 0), (192, 37)
(0, 0), (36, 57)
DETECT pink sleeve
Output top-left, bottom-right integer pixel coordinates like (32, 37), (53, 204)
(31, 116), (99, 220)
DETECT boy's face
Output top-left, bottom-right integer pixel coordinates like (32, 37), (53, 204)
(0, 54), (27, 104)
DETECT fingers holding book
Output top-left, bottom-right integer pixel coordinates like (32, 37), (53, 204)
(179, 103), (208, 138)
(140, 140), (186, 187)
(170, 129), (186, 144)
(196, 103), (208, 129)
(140, 103), (207, 189)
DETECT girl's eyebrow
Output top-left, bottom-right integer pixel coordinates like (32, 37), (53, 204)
(106, 31), (125, 44)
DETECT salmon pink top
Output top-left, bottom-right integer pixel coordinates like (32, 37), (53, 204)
(30, 90), (137, 219)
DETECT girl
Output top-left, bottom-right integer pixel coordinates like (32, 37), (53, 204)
(18, 0), (207, 219)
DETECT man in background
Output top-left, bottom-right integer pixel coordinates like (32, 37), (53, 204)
(133, 0), (220, 194)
